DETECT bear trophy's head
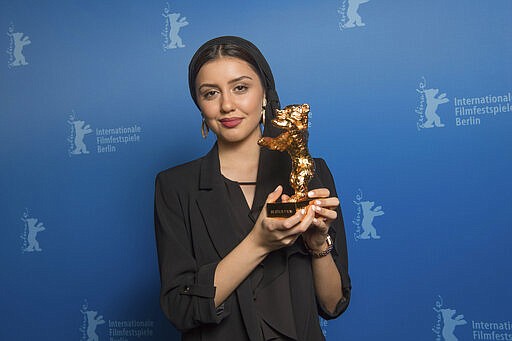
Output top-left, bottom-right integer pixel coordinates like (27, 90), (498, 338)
(271, 104), (310, 131)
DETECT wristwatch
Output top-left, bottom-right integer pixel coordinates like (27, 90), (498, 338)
(304, 235), (333, 258)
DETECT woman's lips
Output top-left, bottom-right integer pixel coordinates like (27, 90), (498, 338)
(220, 118), (242, 128)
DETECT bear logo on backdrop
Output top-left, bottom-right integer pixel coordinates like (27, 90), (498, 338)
(67, 110), (143, 156)
(80, 300), (105, 341)
(79, 299), (156, 340)
(162, 2), (189, 50)
(432, 295), (512, 340)
(20, 209), (46, 253)
(416, 77), (450, 130)
(6, 23), (31, 68)
(432, 295), (467, 341)
(416, 77), (511, 130)
(352, 188), (385, 241)
(338, 0), (370, 30)
(68, 111), (93, 155)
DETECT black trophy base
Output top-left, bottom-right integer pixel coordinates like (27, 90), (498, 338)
(266, 201), (310, 218)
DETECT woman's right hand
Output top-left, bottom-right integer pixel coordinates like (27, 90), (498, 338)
(248, 185), (315, 253)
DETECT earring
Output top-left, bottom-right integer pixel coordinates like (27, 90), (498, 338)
(201, 118), (209, 139)
(261, 98), (267, 125)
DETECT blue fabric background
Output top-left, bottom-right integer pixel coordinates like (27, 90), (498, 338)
(1, 1), (511, 340)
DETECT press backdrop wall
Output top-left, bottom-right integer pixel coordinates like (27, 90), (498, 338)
(1, 1), (511, 340)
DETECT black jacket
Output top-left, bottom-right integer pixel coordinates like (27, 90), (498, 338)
(154, 144), (351, 340)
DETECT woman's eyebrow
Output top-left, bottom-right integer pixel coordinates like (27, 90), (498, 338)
(198, 83), (218, 91)
(198, 76), (254, 91)
(228, 75), (253, 84)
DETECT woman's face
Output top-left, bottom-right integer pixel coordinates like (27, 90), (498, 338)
(195, 57), (265, 145)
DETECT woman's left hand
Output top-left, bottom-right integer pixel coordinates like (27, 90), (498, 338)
(282, 188), (339, 251)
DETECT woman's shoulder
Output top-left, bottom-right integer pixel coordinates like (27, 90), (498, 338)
(313, 157), (329, 172)
(313, 157), (337, 188)
(156, 144), (219, 192)
(156, 156), (203, 187)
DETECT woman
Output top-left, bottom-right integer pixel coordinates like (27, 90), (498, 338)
(155, 36), (351, 341)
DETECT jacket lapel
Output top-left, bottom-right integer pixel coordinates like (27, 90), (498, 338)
(194, 144), (263, 340)
(195, 144), (242, 258)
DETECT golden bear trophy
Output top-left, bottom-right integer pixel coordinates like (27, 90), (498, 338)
(258, 104), (315, 217)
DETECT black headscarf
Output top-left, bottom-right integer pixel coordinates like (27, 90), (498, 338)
(188, 36), (281, 138)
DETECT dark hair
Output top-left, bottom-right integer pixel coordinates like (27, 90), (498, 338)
(188, 36), (281, 137)
(188, 44), (264, 104)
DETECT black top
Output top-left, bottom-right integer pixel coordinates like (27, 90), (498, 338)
(154, 144), (351, 341)
(223, 176), (296, 340)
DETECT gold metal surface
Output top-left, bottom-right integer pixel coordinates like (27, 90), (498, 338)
(258, 103), (315, 202)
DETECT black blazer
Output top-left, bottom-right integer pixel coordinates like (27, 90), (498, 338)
(154, 144), (351, 341)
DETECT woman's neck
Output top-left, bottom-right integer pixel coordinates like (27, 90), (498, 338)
(218, 134), (261, 182)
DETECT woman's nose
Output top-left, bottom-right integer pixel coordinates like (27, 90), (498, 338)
(220, 93), (235, 113)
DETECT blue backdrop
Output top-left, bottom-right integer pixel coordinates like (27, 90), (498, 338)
(1, 1), (511, 340)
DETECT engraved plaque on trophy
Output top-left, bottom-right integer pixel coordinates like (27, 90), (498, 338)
(258, 103), (315, 218)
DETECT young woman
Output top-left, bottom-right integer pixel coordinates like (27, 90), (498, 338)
(155, 36), (351, 341)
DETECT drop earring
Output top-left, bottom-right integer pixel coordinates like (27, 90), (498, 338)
(201, 118), (209, 139)
(261, 98), (267, 125)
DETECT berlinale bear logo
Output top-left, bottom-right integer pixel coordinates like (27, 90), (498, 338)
(352, 189), (385, 241)
(20, 209), (46, 253)
(80, 300), (105, 341)
(338, 0), (370, 30)
(433, 296), (467, 341)
(416, 77), (450, 130)
(68, 111), (93, 155)
(423, 88), (449, 128)
(7, 24), (31, 68)
(162, 3), (189, 50)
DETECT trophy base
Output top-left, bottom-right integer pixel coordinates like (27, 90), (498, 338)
(266, 201), (310, 218)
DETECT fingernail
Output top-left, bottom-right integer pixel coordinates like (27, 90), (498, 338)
(301, 209), (306, 215)
(315, 200), (321, 205)
(308, 191), (315, 197)
(274, 185), (280, 192)
(313, 218), (318, 224)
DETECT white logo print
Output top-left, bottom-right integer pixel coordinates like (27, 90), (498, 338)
(319, 317), (328, 336)
(433, 296), (467, 341)
(416, 77), (450, 130)
(454, 92), (512, 127)
(20, 209), (45, 253)
(162, 3), (189, 50)
(352, 189), (385, 240)
(68, 111), (93, 155)
(7, 23), (31, 68)
(80, 299), (156, 339)
(338, 0), (370, 30)
(80, 300), (105, 341)
(67, 111), (144, 156)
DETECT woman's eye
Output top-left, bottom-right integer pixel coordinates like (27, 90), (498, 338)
(202, 90), (218, 99)
(234, 85), (248, 93)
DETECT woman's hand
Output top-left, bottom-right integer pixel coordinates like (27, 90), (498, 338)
(214, 185), (315, 307)
(293, 188), (339, 251)
(249, 185), (315, 253)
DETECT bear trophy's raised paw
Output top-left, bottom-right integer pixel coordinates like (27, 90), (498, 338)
(258, 104), (315, 216)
